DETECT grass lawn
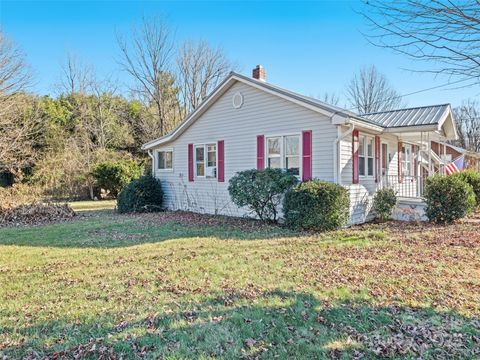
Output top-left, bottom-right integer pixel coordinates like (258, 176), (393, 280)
(68, 200), (117, 212)
(0, 209), (479, 359)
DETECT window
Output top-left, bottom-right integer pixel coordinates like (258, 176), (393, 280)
(381, 143), (388, 176)
(195, 144), (217, 178)
(157, 150), (173, 170)
(402, 144), (413, 176)
(266, 135), (300, 176)
(285, 136), (300, 176)
(206, 144), (217, 178)
(358, 136), (374, 177)
(267, 137), (281, 169)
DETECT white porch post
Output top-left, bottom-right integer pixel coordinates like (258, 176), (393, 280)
(427, 132), (432, 176)
(442, 139), (446, 175)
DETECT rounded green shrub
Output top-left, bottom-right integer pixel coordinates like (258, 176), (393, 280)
(283, 180), (350, 231)
(423, 175), (475, 223)
(452, 170), (480, 206)
(228, 168), (297, 222)
(91, 160), (142, 197)
(373, 188), (397, 221)
(117, 175), (163, 213)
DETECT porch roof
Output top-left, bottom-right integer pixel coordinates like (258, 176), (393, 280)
(362, 104), (450, 128)
(361, 104), (457, 140)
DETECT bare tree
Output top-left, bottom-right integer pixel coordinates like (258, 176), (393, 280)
(57, 52), (93, 96)
(317, 92), (340, 106)
(0, 31), (31, 96)
(346, 65), (404, 114)
(117, 16), (179, 137)
(362, 1), (480, 81)
(453, 99), (480, 152)
(0, 94), (42, 176)
(0, 32), (39, 176)
(177, 40), (233, 115)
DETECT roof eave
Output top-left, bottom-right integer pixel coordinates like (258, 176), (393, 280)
(383, 124), (439, 133)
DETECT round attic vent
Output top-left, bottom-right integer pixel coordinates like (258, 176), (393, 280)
(232, 92), (244, 109)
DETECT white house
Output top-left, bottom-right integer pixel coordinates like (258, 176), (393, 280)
(142, 65), (458, 224)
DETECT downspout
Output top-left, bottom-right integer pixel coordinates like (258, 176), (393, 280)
(334, 121), (355, 185)
(147, 150), (155, 176)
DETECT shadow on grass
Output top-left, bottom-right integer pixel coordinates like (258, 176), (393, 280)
(0, 211), (303, 248)
(2, 290), (478, 359)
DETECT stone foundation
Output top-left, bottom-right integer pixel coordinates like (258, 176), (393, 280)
(391, 198), (427, 222)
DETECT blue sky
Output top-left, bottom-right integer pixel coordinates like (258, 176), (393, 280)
(1, 0), (478, 108)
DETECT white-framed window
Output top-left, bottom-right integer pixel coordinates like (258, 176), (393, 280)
(157, 149), (173, 171)
(359, 135), (374, 177)
(266, 134), (300, 176)
(195, 143), (217, 178)
(402, 144), (413, 176)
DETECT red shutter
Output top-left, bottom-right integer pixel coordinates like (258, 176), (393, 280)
(302, 130), (312, 181)
(188, 143), (194, 182)
(398, 142), (403, 183)
(217, 140), (224, 182)
(257, 135), (265, 170)
(352, 130), (359, 184)
(375, 136), (380, 183)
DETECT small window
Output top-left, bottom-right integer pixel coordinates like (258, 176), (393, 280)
(359, 136), (374, 177)
(266, 134), (301, 176)
(402, 144), (412, 176)
(195, 143), (217, 178)
(157, 150), (173, 170)
(195, 146), (205, 177)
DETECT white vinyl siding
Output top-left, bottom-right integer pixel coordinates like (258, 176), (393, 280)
(151, 81), (337, 217)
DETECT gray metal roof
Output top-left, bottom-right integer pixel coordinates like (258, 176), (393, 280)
(362, 104), (450, 128)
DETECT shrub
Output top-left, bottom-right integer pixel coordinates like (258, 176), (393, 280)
(452, 170), (480, 206)
(91, 160), (142, 197)
(283, 180), (350, 231)
(117, 175), (164, 213)
(373, 188), (397, 221)
(228, 168), (297, 222)
(423, 175), (475, 223)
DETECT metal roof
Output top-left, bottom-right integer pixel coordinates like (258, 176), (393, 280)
(362, 104), (450, 128)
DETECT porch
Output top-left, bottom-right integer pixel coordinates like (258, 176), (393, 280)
(378, 129), (459, 200)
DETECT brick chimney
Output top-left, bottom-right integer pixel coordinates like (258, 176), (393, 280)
(252, 65), (266, 81)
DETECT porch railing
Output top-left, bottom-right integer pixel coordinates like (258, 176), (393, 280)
(379, 175), (425, 198)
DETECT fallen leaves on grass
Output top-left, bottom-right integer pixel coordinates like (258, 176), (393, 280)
(321, 303), (480, 358)
(0, 203), (75, 227)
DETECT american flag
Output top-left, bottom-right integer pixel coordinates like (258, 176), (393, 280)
(445, 155), (465, 175)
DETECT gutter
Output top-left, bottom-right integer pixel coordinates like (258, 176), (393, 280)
(147, 150), (155, 176)
(334, 122), (355, 185)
